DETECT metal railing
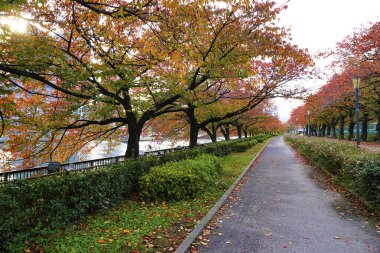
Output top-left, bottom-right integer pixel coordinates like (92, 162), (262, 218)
(0, 146), (190, 183)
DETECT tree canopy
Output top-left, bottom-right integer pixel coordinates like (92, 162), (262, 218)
(0, 0), (311, 167)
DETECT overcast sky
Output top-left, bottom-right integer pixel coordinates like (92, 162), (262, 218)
(273, 0), (380, 122)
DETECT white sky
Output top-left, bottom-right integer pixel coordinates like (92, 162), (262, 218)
(273, 0), (380, 122)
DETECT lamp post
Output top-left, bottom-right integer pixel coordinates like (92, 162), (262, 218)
(307, 110), (310, 137)
(353, 77), (360, 147)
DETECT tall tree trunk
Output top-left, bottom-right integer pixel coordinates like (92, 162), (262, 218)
(236, 124), (242, 139)
(361, 111), (369, 141)
(187, 108), (199, 148)
(321, 124), (326, 136)
(331, 117), (337, 139)
(243, 127), (248, 138)
(202, 125), (217, 142)
(376, 111), (380, 143)
(125, 118), (142, 158)
(339, 114), (345, 140)
(348, 110), (355, 140)
(221, 124), (230, 140)
(327, 125), (331, 137)
(211, 124), (217, 142)
(189, 122), (199, 148)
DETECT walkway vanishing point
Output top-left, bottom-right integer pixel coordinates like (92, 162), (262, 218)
(196, 136), (379, 253)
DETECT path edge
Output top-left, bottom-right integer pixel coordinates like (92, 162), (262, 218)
(174, 138), (272, 253)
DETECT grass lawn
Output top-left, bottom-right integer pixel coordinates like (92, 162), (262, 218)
(32, 141), (268, 253)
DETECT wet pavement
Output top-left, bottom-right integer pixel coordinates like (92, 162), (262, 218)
(198, 136), (379, 253)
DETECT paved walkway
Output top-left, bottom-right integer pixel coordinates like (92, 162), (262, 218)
(198, 136), (379, 253)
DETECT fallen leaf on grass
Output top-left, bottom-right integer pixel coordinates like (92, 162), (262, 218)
(97, 239), (106, 244)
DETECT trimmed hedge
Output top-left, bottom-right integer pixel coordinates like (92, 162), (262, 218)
(0, 134), (273, 252)
(285, 135), (380, 211)
(0, 157), (156, 252)
(140, 154), (221, 200)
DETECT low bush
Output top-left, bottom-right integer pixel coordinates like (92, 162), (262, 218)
(235, 142), (250, 152)
(0, 157), (156, 252)
(140, 154), (221, 201)
(285, 135), (380, 211)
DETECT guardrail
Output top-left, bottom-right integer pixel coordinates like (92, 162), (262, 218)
(0, 146), (190, 183)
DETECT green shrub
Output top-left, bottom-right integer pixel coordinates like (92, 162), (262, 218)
(0, 157), (155, 252)
(285, 135), (380, 211)
(235, 143), (250, 152)
(351, 155), (380, 207)
(139, 154), (221, 201)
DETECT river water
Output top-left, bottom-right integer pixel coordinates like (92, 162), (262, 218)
(1, 136), (232, 171)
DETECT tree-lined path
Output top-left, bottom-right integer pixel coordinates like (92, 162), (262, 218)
(197, 136), (379, 253)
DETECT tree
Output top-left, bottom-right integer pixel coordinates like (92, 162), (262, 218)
(334, 22), (380, 141)
(0, 0), (311, 166)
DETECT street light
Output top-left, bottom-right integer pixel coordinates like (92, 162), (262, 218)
(352, 77), (360, 147)
(307, 110), (310, 137)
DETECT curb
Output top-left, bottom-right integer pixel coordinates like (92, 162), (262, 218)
(174, 139), (272, 253)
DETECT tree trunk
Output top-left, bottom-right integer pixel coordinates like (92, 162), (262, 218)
(202, 125), (217, 142)
(361, 111), (369, 141)
(321, 124), (326, 136)
(348, 110), (355, 140)
(243, 127), (248, 138)
(211, 124), (217, 142)
(189, 122), (199, 148)
(331, 117), (337, 139)
(125, 119), (142, 158)
(339, 114), (345, 140)
(236, 124), (242, 139)
(376, 111), (380, 143)
(221, 124), (230, 140)
(187, 108), (199, 148)
(314, 126), (318, 136)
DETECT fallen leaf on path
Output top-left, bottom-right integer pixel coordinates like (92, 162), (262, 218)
(333, 235), (340, 240)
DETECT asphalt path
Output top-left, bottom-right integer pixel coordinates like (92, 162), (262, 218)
(198, 136), (379, 253)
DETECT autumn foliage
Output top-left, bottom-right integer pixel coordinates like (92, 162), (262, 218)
(0, 0), (310, 168)
(289, 22), (380, 141)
